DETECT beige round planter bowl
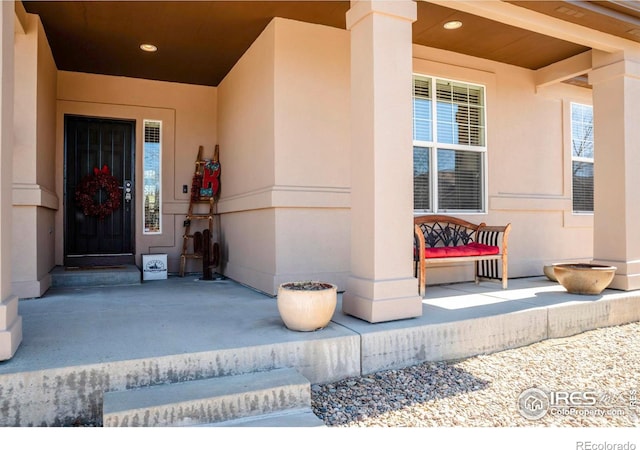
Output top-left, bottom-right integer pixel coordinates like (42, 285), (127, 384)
(543, 264), (558, 282)
(553, 263), (617, 295)
(277, 281), (337, 332)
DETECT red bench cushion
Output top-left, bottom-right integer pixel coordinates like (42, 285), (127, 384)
(424, 242), (500, 258)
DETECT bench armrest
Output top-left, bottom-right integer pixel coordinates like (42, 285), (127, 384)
(476, 223), (512, 256)
(476, 223), (511, 289)
(414, 224), (427, 296)
(414, 224), (426, 260)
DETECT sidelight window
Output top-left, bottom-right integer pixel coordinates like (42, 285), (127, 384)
(143, 120), (162, 234)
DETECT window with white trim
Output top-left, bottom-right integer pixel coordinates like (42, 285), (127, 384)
(413, 75), (487, 213)
(143, 120), (162, 234)
(570, 102), (594, 213)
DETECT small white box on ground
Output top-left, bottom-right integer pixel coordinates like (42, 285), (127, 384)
(142, 254), (168, 281)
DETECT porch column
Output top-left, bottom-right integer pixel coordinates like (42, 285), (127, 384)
(589, 51), (640, 290)
(0, 0), (22, 360)
(342, 0), (422, 322)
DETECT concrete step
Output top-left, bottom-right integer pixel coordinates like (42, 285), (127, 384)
(51, 265), (141, 288)
(102, 368), (314, 427)
(201, 409), (325, 427)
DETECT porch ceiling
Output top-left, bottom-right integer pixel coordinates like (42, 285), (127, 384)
(21, 1), (638, 87)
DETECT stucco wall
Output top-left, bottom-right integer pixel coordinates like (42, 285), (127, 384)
(216, 17), (277, 293)
(412, 45), (594, 284)
(216, 21), (275, 199)
(12, 13), (57, 298)
(55, 72), (217, 273)
(218, 18), (350, 295)
(272, 19), (350, 291)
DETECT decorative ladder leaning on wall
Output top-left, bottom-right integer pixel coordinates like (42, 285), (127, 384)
(179, 145), (221, 279)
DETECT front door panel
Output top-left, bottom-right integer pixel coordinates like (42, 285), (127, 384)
(64, 116), (135, 266)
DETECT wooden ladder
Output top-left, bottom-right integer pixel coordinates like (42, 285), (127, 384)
(179, 145), (220, 278)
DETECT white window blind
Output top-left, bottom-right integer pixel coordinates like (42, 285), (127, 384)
(413, 77), (432, 142)
(571, 103), (594, 213)
(413, 75), (486, 213)
(437, 148), (483, 211)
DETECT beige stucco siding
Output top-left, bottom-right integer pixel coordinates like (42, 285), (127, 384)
(220, 209), (277, 295)
(273, 207), (350, 289)
(217, 19), (275, 199)
(12, 13), (57, 298)
(216, 19), (277, 293)
(35, 16), (56, 191)
(218, 18), (350, 295)
(273, 19), (350, 190)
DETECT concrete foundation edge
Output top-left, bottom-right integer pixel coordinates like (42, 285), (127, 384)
(360, 308), (549, 374)
(360, 293), (640, 374)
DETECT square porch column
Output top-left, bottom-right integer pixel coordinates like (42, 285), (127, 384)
(589, 52), (640, 290)
(342, 0), (423, 322)
(0, 0), (22, 360)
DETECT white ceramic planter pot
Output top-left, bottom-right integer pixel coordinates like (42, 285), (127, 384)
(553, 263), (617, 295)
(277, 281), (337, 331)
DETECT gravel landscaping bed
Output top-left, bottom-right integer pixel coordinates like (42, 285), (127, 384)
(311, 321), (640, 427)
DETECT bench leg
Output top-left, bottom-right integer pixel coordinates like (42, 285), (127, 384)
(474, 261), (479, 284)
(419, 259), (426, 297)
(502, 256), (508, 289)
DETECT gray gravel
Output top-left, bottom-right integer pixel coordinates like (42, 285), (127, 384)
(311, 321), (640, 427)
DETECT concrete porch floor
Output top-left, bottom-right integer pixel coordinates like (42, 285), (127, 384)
(1, 275), (639, 426)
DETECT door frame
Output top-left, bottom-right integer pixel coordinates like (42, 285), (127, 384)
(63, 114), (136, 266)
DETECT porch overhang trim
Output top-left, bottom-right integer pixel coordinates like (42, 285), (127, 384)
(535, 50), (592, 89)
(566, 0), (640, 29)
(425, 0), (637, 55)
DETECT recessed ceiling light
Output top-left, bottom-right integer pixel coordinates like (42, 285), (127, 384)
(443, 20), (463, 30)
(140, 43), (157, 52)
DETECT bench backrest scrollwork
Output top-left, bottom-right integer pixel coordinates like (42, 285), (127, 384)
(414, 215), (484, 249)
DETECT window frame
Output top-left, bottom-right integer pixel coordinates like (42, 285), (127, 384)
(570, 102), (594, 215)
(413, 74), (488, 214)
(142, 119), (162, 235)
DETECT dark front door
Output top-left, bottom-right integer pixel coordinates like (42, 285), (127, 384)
(64, 116), (135, 266)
